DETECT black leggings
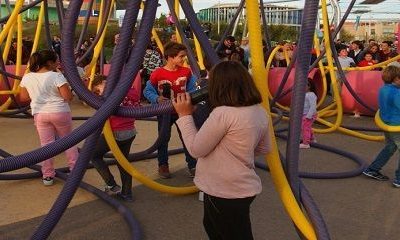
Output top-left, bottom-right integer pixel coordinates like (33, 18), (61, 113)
(91, 134), (135, 195)
(203, 193), (256, 240)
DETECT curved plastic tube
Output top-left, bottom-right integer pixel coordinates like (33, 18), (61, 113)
(103, 120), (198, 195)
(375, 110), (400, 132)
(0, 0), (23, 44)
(245, 0), (317, 239)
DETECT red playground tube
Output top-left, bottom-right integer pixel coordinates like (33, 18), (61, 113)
(267, 67), (323, 107)
(340, 70), (382, 116)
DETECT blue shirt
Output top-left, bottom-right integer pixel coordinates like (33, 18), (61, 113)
(379, 84), (400, 125)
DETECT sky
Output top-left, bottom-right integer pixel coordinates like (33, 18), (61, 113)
(156, 0), (400, 21)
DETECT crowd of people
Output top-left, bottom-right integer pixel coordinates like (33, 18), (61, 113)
(334, 39), (399, 69)
(13, 31), (273, 238)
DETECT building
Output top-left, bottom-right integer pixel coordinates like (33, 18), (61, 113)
(196, 3), (302, 27)
(0, 0), (71, 22)
(342, 21), (399, 42)
(0, 0), (105, 23)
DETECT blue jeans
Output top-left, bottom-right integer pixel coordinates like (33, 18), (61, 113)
(91, 134), (135, 196)
(157, 114), (197, 170)
(367, 131), (400, 180)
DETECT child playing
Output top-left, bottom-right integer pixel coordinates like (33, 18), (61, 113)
(300, 79), (318, 149)
(19, 49), (78, 186)
(173, 61), (271, 239)
(91, 75), (140, 201)
(143, 42), (196, 179)
(337, 47), (356, 69)
(363, 65), (400, 187)
(357, 52), (376, 68)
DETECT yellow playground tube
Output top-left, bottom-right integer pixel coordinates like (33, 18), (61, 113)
(103, 120), (198, 195)
(246, 0), (317, 239)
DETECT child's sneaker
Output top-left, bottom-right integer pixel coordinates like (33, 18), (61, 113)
(42, 177), (54, 186)
(299, 143), (310, 149)
(393, 179), (400, 188)
(104, 184), (121, 194)
(362, 169), (389, 181)
(158, 165), (171, 179)
(115, 192), (134, 202)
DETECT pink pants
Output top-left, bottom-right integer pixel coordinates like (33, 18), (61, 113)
(301, 114), (317, 144)
(34, 112), (78, 178)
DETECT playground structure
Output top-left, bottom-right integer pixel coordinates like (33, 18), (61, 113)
(0, 0), (400, 239)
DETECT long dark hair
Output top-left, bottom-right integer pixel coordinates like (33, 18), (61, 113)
(307, 78), (317, 95)
(208, 61), (262, 108)
(29, 49), (58, 72)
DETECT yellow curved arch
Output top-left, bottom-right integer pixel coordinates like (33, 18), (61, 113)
(375, 110), (400, 132)
(0, 2), (45, 112)
(103, 120), (198, 195)
(0, 0), (24, 44)
(246, 0), (317, 239)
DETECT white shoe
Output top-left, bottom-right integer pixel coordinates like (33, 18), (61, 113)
(42, 177), (54, 186)
(311, 138), (317, 143)
(299, 143), (310, 149)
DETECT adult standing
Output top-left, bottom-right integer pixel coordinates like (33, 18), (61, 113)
(216, 35), (237, 60)
(379, 41), (398, 63)
(348, 40), (364, 65)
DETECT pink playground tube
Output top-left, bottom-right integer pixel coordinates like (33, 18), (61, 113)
(0, 64), (142, 106)
(340, 70), (383, 116)
(268, 67), (382, 116)
(268, 67), (323, 106)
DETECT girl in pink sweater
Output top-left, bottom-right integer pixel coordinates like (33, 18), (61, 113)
(173, 61), (271, 239)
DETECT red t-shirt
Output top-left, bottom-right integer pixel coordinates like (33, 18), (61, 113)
(150, 66), (191, 98)
(358, 60), (375, 67)
(109, 87), (140, 131)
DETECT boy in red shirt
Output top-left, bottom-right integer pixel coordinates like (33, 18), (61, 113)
(358, 52), (376, 68)
(144, 42), (197, 178)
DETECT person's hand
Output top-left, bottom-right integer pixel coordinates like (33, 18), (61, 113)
(173, 92), (193, 117)
(157, 96), (168, 103)
(225, 49), (231, 54)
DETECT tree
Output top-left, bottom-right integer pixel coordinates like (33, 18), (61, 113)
(267, 25), (299, 43)
(339, 29), (355, 43)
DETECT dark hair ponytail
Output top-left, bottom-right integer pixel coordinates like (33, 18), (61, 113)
(28, 49), (58, 72)
(29, 52), (42, 72)
(307, 78), (317, 95)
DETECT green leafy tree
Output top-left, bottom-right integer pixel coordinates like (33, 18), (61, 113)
(267, 25), (299, 42)
(339, 29), (355, 43)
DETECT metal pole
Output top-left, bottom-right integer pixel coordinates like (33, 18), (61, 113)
(217, 0), (220, 34)
(397, 22), (400, 54)
(232, 9), (241, 36)
(27, 0), (30, 19)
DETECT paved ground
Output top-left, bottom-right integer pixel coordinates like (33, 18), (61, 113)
(1, 98), (400, 240)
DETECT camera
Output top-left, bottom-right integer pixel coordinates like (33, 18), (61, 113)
(161, 83), (171, 99)
(190, 86), (208, 105)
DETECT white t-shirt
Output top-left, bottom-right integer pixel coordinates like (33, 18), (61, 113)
(20, 71), (71, 115)
(337, 56), (355, 68)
